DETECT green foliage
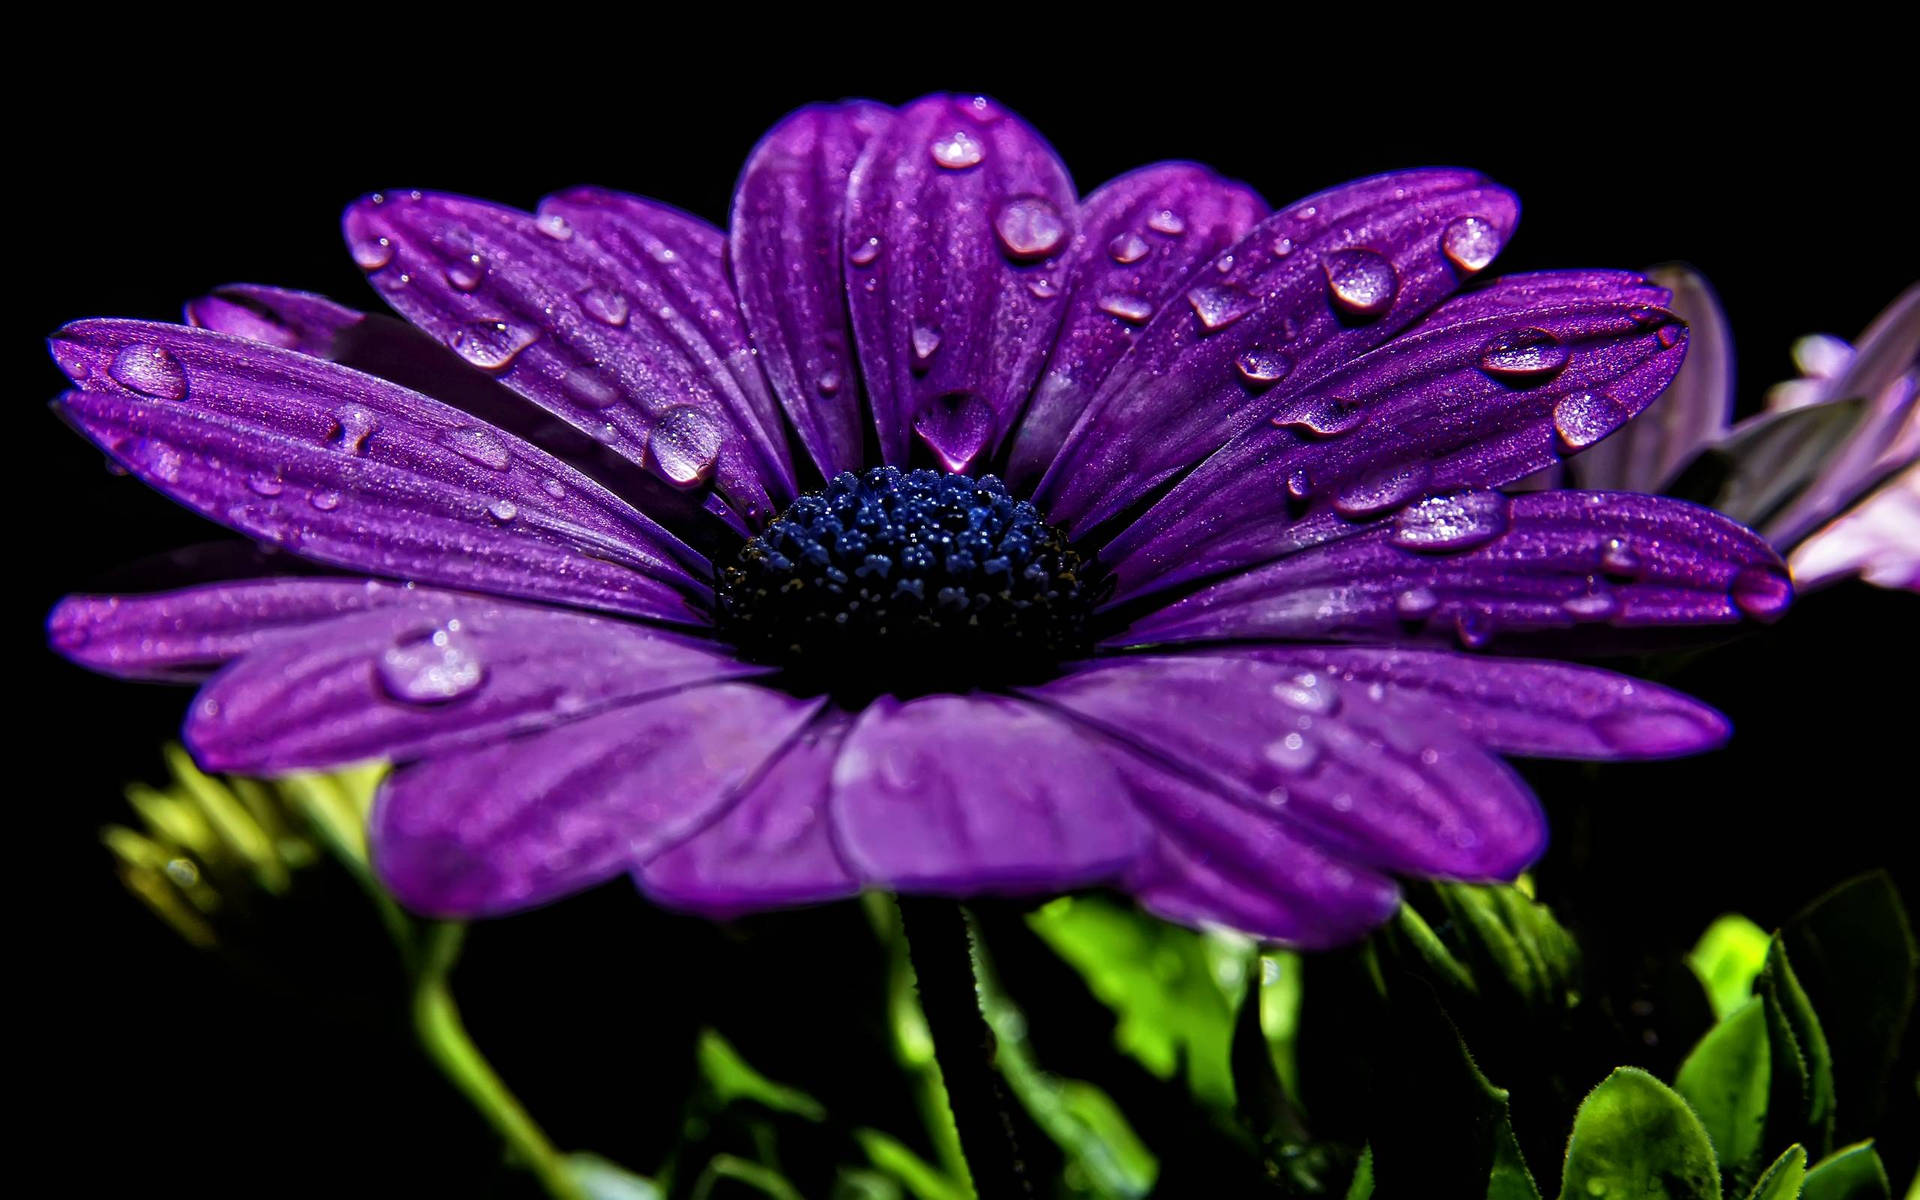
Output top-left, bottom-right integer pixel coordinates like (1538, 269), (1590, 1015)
(1756, 936), (1837, 1156)
(1744, 1146), (1807, 1200)
(1675, 996), (1771, 1176)
(1383, 881), (1581, 1011)
(1802, 1142), (1891, 1200)
(1556, 1068), (1721, 1200)
(1690, 915), (1773, 1021)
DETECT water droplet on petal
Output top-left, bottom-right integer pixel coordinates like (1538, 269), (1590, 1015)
(1729, 565), (1791, 621)
(444, 426), (513, 470)
(1235, 350), (1292, 386)
(817, 370), (843, 397)
(1147, 209), (1186, 236)
(1391, 490), (1510, 551)
(1272, 236), (1296, 259)
(1455, 607), (1495, 648)
(993, 196), (1066, 260)
(1657, 323), (1688, 349)
(1324, 247), (1399, 317)
(108, 344), (189, 400)
(1108, 233), (1150, 264)
(1187, 284), (1251, 332)
(246, 470), (283, 497)
(1099, 294), (1154, 324)
(1553, 390), (1632, 452)
(1286, 468), (1314, 500)
(930, 130), (984, 169)
(1442, 215), (1504, 274)
(487, 498), (518, 523)
(1264, 731), (1319, 773)
(126, 438), (183, 483)
(1027, 277), (1059, 300)
(1396, 586), (1441, 619)
(543, 478), (566, 499)
(849, 236), (881, 266)
(451, 320), (537, 371)
(379, 624), (485, 703)
(1274, 395), (1367, 438)
(309, 490), (342, 511)
(913, 392), (996, 473)
(1561, 586), (1619, 620)
(331, 404), (379, 453)
(1479, 328), (1569, 379)
(1601, 538), (1642, 577)
(446, 254), (486, 291)
(535, 211), (573, 240)
(649, 406), (722, 486)
(1273, 673), (1337, 714)
(1332, 463), (1432, 517)
(911, 325), (942, 364)
(579, 287), (630, 327)
(351, 233), (394, 270)
(955, 94), (1004, 124)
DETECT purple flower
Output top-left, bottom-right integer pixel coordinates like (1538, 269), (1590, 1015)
(46, 95), (1791, 947)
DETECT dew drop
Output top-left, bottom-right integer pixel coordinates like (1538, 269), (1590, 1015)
(1441, 215), (1503, 274)
(487, 498), (518, 523)
(1272, 236), (1296, 259)
(1479, 328), (1569, 379)
(1274, 395), (1367, 438)
(446, 254), (485, 292)
(108, 344), (189, 400)
(126, 438), (182, 482)
(444, 426), (513, 470)
(649, 406), (723, 486)
(351, 234), (394, 270)
(535, 211), (573, 240)
(451, 320), (538, 371)
(1146, 209), (1186, 236)
(1187, 284), (1251, 332)
(1455, 607), (1495, 649)
(955, 94), (1004, 124)
(1235, 349), (1292, 386)
(310, 490), (342, 512)
(1324, 248), (1399, 317)
(817, 369), (843, 397)
(1553, 390), (1632, 452)
(1332, 463), (1432, 517)
(246, 470), (283, 497)
(331, 404), (379, 453)
(911, 325), (942, 363)
(993, 196), (1066, 260)
(1099, 294), (1154, 324)
(1396, 586), (1441, 619)
(848, 236), (881, 266)
(1391, 490), (1510, 551)
(930, 130), (984, 169)
(1600, 538), (1642, 577)
(579, 286), (630, 327)
(1264, 731), (1319, 773)
(1027, 277), (1059, 300)
(1561, 586), (1620, 620)
(1273, 673), (1337, 714)
(1108, 232), (1150, 264)
(1729, 565), (1791, 621)
(379, 624), (484, 703)
(1286, 468), (1314, 500)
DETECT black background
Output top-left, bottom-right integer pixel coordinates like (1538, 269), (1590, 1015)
(19, 32), (1918, 1197)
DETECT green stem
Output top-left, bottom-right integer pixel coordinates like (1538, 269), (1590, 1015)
(412, 922), (584, 1200)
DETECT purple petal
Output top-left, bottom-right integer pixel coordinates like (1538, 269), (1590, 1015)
(185, 284), (364, 356)
(1035, 169), (1521, 535)
(1113, 491), (1789, 650)
(184, 599), (763, 773)
(831, 693), (1147, 892)
(728, 102), (893, 479)
(51, 320), (709, 623)
(1790, 464), (1920, 592)
(371, 683), (822, 917)
(1107, 750), (1400, 946)
(1102, 271), (1685, 603)
(1217, 646), (1728, 760)
(1029, 655), (1544, 880)
(50, 577), (446, 682)
(639, 710), (861, 914)
(844, 94), (1077, 472)
(343, 190), (794, 523)
(1004, 162), (1266, 489)
(1570, 264), (1733, 493)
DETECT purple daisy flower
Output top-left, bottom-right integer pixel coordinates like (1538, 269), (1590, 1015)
(47, 94), (1792, 948)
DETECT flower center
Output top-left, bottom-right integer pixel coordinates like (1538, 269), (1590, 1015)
(717, 468), (1095, 696)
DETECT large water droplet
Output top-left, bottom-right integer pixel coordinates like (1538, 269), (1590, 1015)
(1553, 390), (1632, 452)
(1099, 294), (1154, 324)
(1729, 565), (1791, 621)
(579, 286), (630, 327)
(1479, 328), (1569, 379)
(379, 623), (484, 703)
(444, 426), (513, 470)
(930, 130), (984, 169)
(994, 196), (1066, 260)
(1391, 490), (1511, 551)
(108, 344), (189, 400)
(1187, 284), (1251, 332)
(911, 325), (942, 363)
(1324, 248), (1398, 317)
(1332, 463), (1432, 517)
(1274, 395), (1367, 438)
(331, 404), (379, 453)
(1441, 215), (1503, 274)
(1108, 232), (1150, 264)
(913, 392), (996, 473)
(446, 254), (486, 292)
(451, 320), (538, 371)
(1147, 209), (1186, 236)
(351, 233), (394, 270)
(1235, 350), (1292, 386)
(649, 405), (723, 486)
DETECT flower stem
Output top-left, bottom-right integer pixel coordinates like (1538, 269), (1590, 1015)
(412, 922), (585, 1200)
(897, 897), (1033, 1199)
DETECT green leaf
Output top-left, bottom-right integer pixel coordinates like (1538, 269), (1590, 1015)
(1745, 1145), (1807, 1200)
(1674, 995), (1771, 1176)
(696, 1029), (828, 1122)
(1803, 1141), (1891, 1200)
(1756, 937), (1836, 1155)
(1556, 1067), (1719, 1200)
(1026, 894), (1247, 1112)
(1782, 873), (1919, 1144)
(1346, 1146), (1375, 1199)
(1388, 882), (1580, 1010)
(1690, 914), (1773, 1021)
(567, 1154), (662, 1200)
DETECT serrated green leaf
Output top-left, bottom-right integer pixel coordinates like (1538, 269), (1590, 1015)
(1675, 995), (1771, 1175)
(1690, 914), (1772, 1021)
(1346, 1146), (1374, 1199)
(1757, 938), (1836, 1155)
(1803, 1141), (1891, 1200)
(1391, 882), (1580, 1010)
(1783, 873), (1918, 1144)
(1745, 1145), (1807, 1200)
(1556, 1067), (1719, 1200)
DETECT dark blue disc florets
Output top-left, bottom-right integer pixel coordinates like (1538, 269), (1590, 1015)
(718, 468), (1096, 692)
